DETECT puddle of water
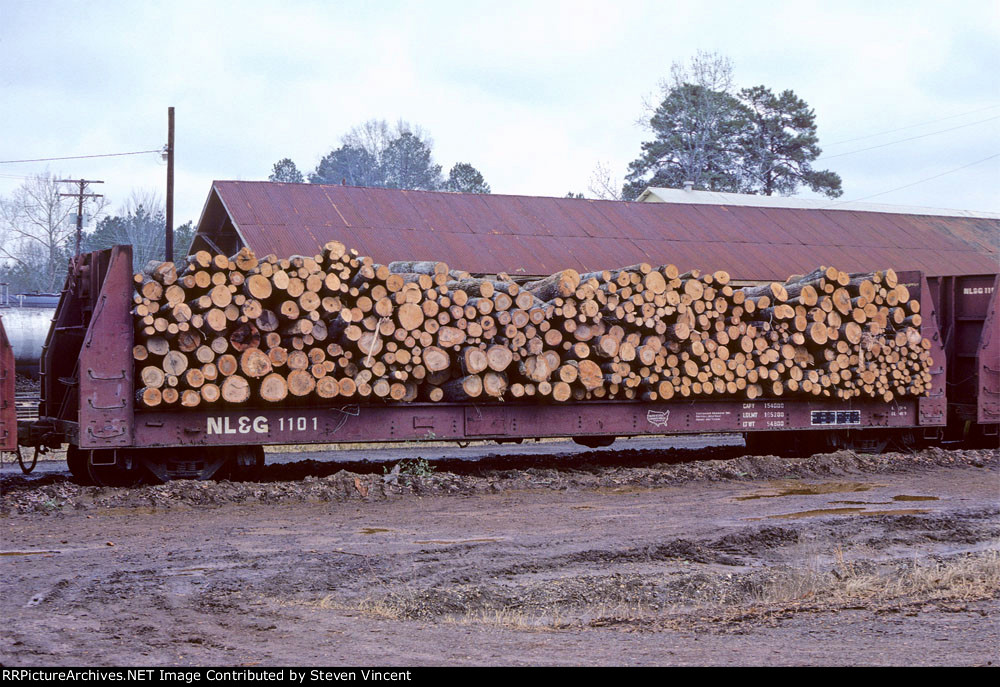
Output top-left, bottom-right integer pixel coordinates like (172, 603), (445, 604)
(591, 485), (659, 495)
(765, 507), (866, 519)
(860, 509), (931, 517)
(830, 500), (893, 505)
(415, 538), (501, 545)
(359, 527), (392, 535)
(0, 550), (60, 556)
(755, 507), (933, 520)
(737, 481), (882, 501)
(892, 495), (939, 502)
(96, 507), (168, 516)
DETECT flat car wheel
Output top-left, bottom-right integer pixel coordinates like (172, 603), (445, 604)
(66, 445), (91, 484)
(86, 449), (147, 487)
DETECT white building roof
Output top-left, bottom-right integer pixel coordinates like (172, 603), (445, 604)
(637, 187), (1000, 220)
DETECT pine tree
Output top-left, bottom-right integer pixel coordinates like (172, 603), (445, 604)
(444, 163), (491, 194)
(737, 86), (842, 197)
(308, 120), (447, 191)
(309, 145), (381, 187)
(622, 52), (841, 200)
(622, 83), (748, 199)
(268, 158), (304, 183)
(382, 132), (443, 190)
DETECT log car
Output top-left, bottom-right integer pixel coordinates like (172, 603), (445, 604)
(16, 245), (997, 485)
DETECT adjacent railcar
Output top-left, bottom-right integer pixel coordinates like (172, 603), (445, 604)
(0, 315), (16, 453)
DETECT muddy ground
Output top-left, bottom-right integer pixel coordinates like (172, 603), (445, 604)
(1, 446), (998, 666)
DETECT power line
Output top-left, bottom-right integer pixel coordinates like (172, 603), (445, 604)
(818, 115), (1000, 161)
(823, 153), (999, 206)
(0, 149), (162, 165)
(825, 103), (1000, 146)
(58, 179), (105, 256)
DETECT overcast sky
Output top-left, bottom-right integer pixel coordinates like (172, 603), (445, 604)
(1, 0), (997, 225)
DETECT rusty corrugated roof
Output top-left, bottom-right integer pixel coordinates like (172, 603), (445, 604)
(198, 181), (999, 280)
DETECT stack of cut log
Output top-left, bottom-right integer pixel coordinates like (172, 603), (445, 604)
(131, 243), (933, 408)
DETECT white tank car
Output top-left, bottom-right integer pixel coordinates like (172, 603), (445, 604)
(0, 294), (59, 377)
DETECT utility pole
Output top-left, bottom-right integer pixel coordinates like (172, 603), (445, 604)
(57, 179), (104, 256)
(165, 106), (175, 262)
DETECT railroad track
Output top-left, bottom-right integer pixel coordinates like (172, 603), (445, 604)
(0, 435), (749, 485)
(4, 438), (993, 491)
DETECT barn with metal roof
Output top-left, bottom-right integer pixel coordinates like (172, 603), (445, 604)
(192, 180), (999, 281)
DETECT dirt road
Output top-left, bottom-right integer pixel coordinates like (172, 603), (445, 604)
(2, 447), (997, 666)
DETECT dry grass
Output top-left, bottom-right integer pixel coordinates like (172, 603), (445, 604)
(310, 550), (1000, 632)
(740, 549), (1000, 608)
(442, 608), (571, 631)
(318, 594), (408, 620)
(316, 595), (653, 632)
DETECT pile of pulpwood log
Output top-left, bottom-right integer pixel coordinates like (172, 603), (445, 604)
(131, 241), (933, 408)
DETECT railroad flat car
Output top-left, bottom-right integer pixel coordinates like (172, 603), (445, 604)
(7, 244), (996, 485)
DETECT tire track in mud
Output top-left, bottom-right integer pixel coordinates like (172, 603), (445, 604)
(341, 503), (1000, 622)
(2, 454), (998, 665)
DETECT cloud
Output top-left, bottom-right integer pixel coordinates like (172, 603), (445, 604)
(1, 0), (997, 226)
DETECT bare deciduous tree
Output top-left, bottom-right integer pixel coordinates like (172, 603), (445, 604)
(588, 161), (623, 201)
(308, 120), (451, 191)
(342, 119), (398, 168)
(0, 172), (107, 292)
(624, 51), (746, 199)
(638, 51), (736, 128)
(623, 51), (840, 200)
